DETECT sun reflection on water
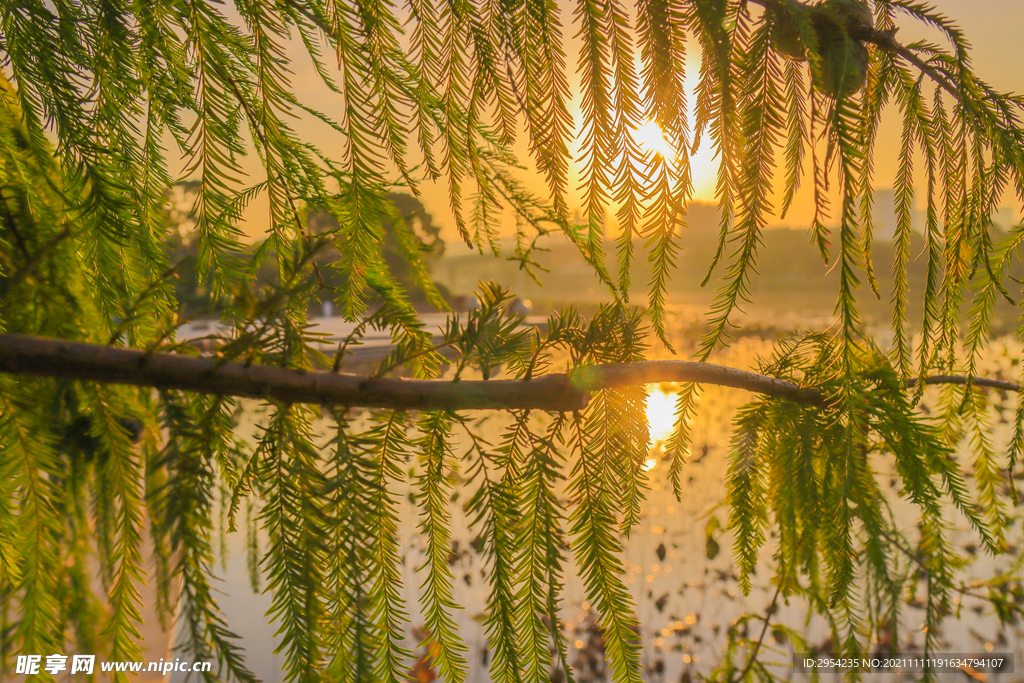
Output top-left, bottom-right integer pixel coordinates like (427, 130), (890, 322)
(646, 388), (679, 446)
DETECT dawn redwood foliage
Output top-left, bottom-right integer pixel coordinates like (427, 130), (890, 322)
(2, 0), (1024, 682)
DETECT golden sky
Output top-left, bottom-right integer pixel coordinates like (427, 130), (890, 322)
(234, 0), (1024, 243)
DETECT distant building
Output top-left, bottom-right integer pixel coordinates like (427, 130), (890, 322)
(871, 189), (922, 242)
(992, 205), (1017, 231)
(872, 189), (1017, 241)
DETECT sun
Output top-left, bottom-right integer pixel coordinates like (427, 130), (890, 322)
(635, 119), (678, 161)
(632, 119), (720, 201)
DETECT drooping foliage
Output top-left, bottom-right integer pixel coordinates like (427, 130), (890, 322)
(2, 0), (1024, 682)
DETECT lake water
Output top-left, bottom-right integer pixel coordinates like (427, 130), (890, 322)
(169, 315), (1024, 683)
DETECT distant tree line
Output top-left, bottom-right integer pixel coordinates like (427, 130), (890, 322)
(164, 182), (449, 316)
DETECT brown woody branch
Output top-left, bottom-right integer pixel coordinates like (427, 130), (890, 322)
(0, 334), (1018, 412)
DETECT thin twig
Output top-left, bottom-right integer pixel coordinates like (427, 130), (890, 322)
(880, 529), (1024, 620)
(732, 585), (783, 683)
(866, 31), (960, 100)
(0, 187), (31, 259)
(2, 223), (73, 294)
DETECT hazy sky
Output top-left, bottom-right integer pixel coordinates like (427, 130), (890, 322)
(234, 0), (1024, 243)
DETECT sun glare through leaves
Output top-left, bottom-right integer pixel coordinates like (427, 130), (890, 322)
(635, 119), (677, 162)
(629, 118), (719, 201)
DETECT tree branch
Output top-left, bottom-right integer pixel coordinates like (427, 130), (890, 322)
(906, 375), (1022, 393)
(0, 334), (587, 411)
(568, 361), (825, 404)
(0, 334), (1017, 412)
(746, 0), (961, 99)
